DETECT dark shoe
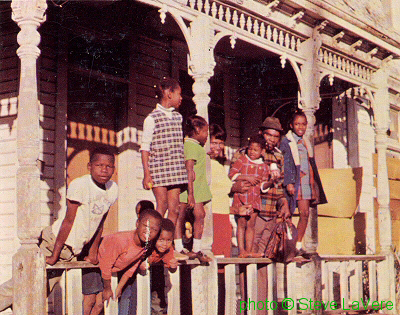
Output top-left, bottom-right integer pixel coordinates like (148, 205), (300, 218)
(195, 251), (212, 263)
(181, 248), (198, 260)
(296, 248), (311, 260)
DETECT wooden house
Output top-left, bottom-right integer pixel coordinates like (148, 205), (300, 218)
(0, 0), (400, 314)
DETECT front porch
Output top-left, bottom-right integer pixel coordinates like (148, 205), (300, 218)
(46, 254), (391, 315)
(1, 0), (400, 314)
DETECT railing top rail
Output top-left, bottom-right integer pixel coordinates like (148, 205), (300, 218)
(216, 257), (273, 264)
(46, 259), (206, 270)
(319, 254), (386, 262)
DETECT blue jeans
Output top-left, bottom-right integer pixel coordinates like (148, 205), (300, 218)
(118, 275), (137, 315)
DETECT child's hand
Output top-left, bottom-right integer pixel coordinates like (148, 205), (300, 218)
(237, 204), (253, 216)
(102, 287), (114, 305)
(187, 194), (195, 209)
(240, 175), (261, 186)
(169, 258), (178, 269)
(287, 184), (295, 195)
(46, 255), (58, 266)
(84, 254), (98, 265)
(142, 175), (154, 190)
(115, 287), (123, 299)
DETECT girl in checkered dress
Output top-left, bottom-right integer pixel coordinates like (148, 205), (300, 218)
(280, 109), (327, 257)
(140, 78), (188, 229)
(229, 134), (270, 258)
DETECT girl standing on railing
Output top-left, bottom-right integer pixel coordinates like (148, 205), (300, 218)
(140, 77), (188, 240)
(176, 115), (212, 263)
(280, 109), (327, 258)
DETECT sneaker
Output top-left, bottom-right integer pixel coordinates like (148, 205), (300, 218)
(174, 250), (189, 261)
(181, 248), (198, 260)
(195, 251), (212, 263)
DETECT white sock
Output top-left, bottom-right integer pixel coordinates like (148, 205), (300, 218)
(296, 242), (302, 250)
(174, 239), (183, 252)
(192, 238), (202, 253)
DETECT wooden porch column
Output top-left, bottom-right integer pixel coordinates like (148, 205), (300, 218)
(372, 69), (392, 254)
(188, 15), (216, 254)
(186, 15), (218, 315)
(371, 67), (397, 313)
(296, 28), (323, 314)
(11, 0), (47, 314)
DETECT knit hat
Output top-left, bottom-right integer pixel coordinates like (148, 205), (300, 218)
(259, 117), (283, 133)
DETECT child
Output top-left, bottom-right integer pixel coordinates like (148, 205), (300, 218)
(148, 218), (179, 315)
(0, 146), (118, 313)
(98, 209), (163, 305)
(280, 109), (327, 257)
(229, 134), (270, 258)
(176, 115), (212, 263)
(140, 77), (187, 229)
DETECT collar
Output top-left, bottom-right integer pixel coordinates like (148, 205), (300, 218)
(156, 103), (175, 112)
(245, 154), (264, 164)
(185, 137), (200, 145)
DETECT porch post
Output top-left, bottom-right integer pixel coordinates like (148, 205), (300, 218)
(298, 32), (322, 254)
(372, 68), (392, 254)
(297, 30), (323, 313)
(11, 0), (47, 314)
(187, 16), (216, 253)
(372, 67), (396, 313)
(187, 15), (218, 315)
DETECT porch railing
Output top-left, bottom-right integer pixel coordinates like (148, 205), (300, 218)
(46, 254), (392, 315)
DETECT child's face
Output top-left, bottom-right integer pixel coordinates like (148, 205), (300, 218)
(291, 115), (307, 137)
(195, 124), (209, 146)
(155, 230), (174, 253)
(167, 86), (182, 109)
(247, 142), (263, 160)
(88, 154), (115, 185)
(136, 215), (161, 243)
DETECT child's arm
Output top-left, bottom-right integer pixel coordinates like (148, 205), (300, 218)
(46, 199), (80, 265)
(84, 213), (108, 265)
(103, 279), (114, 304)
(141, 150), (154, 190)
(229, 157), (260, 186)
(115, 273), (130, 299)
(280, 140), (296, 195)
(185, 159), (196, 208)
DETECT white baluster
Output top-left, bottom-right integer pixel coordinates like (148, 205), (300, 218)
(260, 22), (265, 38)
(291, 35), (296, 50)
(197, 0), (203, 11)
(240, 13), (245, 29)
(253, 20), (259, 35)
(247, 264), (258, 315)
(233, 10), (238, 26)
(204, 0), (210, 15)
(190, 0), (195, 9)
(279, 30), (284, 46)
(323, 50), (328, 64)
(225, 7), (231, 23)
(338, 56), (342, 70)
(211, 2), (217, 18)
(296, 38), (301, 51)
(218, 5), (224, 20)
(66, 269), (83, 315)
(225, 264), (237, 315)
(267, 263), (277, 315)
(273, 27), (278, 43)
(246, 16), (252, 32)
(168, 267), (181, 315)
(340, 262), (349, 310)
(267, 25), (272, 41)
(328, 52), (332, 66)
(285, 33), (290, 48)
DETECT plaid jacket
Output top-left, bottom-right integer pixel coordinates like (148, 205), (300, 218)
(230, 146), (285, 217)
